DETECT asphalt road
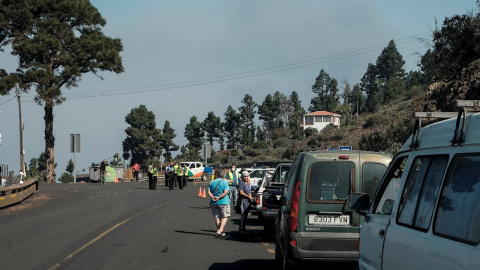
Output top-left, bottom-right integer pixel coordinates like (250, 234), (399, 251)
(0, 181), (277, 270)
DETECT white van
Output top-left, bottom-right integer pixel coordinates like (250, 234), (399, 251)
(350, 100), (480, 270)
(179, 162), (206, 181)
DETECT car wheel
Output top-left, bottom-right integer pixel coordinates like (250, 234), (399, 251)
(283, 250), (296, 270)
(274, 243), (282, 266)
(258, 213), (265, 223)
(264, 219), (275, 240)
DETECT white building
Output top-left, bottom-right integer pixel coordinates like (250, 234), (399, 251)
(302, 111), (341, 132)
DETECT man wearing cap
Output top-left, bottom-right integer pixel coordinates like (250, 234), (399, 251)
(225, 165), (240, 211)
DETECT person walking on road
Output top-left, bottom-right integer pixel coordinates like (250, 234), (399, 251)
(99, 158), (108, 185)
(174, 162), (184, 190)
(238, 171), (253, 234)
(208, 169), (230, 237)
(132, 162), (140, 182)
(225, 165), (240, 211)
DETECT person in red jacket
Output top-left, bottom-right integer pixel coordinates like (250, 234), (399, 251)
(132, 163), (140, 181)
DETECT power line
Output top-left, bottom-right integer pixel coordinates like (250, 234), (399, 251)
(5, 31), (431, 102)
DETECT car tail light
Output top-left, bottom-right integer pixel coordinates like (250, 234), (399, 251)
(338, 155), (350, 160)
(289, 181), (301, 232)
(290, 240), (297, 247)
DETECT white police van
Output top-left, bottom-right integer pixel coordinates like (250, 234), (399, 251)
(350, 100), (480, 270)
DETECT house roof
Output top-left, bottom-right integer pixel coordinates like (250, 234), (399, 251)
(304, 111), (341, 117)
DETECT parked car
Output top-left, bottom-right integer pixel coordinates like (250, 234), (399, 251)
(249, 168), (274, 190)
(275, 150), (392, 268)
(262, 163), (292, 238)
(252, 171), (273, 214)
(350, 102), (480, 270)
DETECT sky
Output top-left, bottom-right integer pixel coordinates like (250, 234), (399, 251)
(0, 0), (476, 180)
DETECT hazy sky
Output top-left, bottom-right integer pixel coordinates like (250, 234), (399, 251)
(0, 0), (476, 179)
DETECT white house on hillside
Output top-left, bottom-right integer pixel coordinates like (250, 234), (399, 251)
(302, 111), (341, 132)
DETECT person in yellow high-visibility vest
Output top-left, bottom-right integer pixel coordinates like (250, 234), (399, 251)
(148, 163), (154, 190)
(226, 165), (240, 211)
(152, 165), (158, 190)
(182, 163), (188, 187)
(174, 162), (184, 190)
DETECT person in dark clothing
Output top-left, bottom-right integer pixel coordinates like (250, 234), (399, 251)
(182, 163), (188, 187)
(238, 171), (253, 233)
(99, 159), (108, 185)
(147, 163), (154, 189)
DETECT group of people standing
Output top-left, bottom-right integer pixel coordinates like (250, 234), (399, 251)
(208, 165), (253, 237)
(146, 164), (160, 190)
(131, 161), (190, 191)
(163, 162), (189, 190)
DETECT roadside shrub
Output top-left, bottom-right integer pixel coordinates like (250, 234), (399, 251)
(243, 146), (261, 157)
(304, 127), (317, 138)
(272, 137), (289, 148)
(231, 149), (240, 156)
(58, 172), (73, 183)
(253, 141), (268, 149)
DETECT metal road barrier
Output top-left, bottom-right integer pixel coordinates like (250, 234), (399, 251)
(0, 178), (38, 208)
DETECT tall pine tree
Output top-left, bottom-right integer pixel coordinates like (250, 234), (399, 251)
(0, 1), (123, 182)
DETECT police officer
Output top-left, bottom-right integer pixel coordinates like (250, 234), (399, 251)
(174, 162), (184, 190)
(164, 163), (170, 187)
(182, 163), (188, 187)
(226, 165), (240, 211)
(168, 163), (175, 190)
(152, 165), (158, 190)
(148, 163), (154, 190)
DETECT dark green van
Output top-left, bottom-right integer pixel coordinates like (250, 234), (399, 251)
(274, 150), (391, 268)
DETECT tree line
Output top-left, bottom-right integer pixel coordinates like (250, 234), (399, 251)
(2, 1), (480, 182)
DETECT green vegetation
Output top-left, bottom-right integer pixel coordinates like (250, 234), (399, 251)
(3, 1), (480, 174)
(0, 0), (124, 183)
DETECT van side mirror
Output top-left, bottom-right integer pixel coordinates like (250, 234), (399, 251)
(349, 193), (370, 211)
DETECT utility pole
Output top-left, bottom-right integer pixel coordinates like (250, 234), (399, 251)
(17, 93), (25, 181)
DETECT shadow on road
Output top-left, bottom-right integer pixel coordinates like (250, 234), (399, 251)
(189, 206), (211, 210)
(175, 230), (217, 237)
(209, 259), (275, 270)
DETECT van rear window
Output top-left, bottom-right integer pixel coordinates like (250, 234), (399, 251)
(307, 162), (354, 202)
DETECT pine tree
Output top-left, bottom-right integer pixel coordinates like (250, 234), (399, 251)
(288, 91), (305, 139)
(122, 105), (163, 168)
(258, 94), (281, 144)
(223, 105), (240, 149)
(202, 111), (222, 146)
(184, 116), (204, 152)
(309, 69), (339, 112)
(161, 120), (179, 162)
(0, 1), (123, 182)
(238, 94), (256, 148)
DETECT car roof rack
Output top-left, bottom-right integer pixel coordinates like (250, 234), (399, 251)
(411, 100), (480, 149)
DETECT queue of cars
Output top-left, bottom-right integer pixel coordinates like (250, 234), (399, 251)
(275, 150), (391, 268)
(253, 100), (480, 269)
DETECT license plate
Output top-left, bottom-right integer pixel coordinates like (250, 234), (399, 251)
(308, 214), (350, 226)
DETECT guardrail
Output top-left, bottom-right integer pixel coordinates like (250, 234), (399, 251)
(0, 178), (38, 208)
